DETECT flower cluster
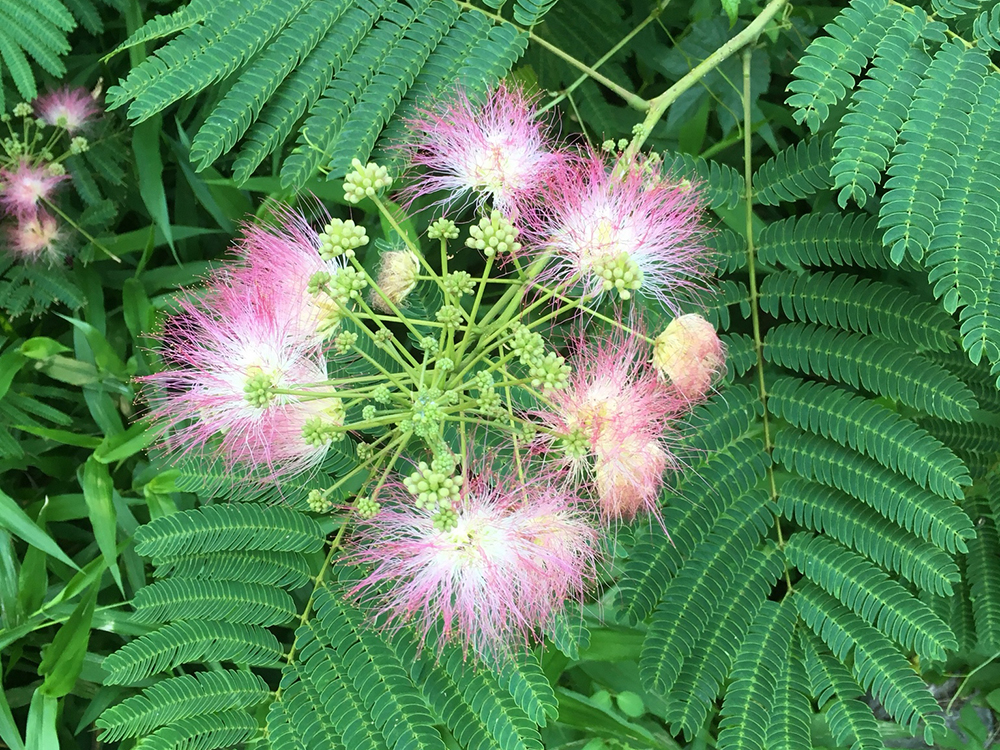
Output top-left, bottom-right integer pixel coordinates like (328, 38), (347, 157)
(0, 87), (101, 263)
(144, 82), (724, 659)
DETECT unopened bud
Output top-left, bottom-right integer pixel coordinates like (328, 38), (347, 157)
(652, 314), (725, 401)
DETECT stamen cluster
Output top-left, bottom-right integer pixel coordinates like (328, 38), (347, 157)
(142, 83), (724, 660)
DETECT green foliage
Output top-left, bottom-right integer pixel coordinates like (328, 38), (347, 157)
(108, 0), (528, 187)
(752, 134), (834, 205)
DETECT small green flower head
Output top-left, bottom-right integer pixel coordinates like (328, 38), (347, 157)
(601, 139), (617, 152)
(362, 404), (377, 421)
(432, 504), (459, 532)
(444, 270), (475, 298)
(530, 352), (571, 391)
(69, 136), (89, 155)
(301, 399), (347, 446)
(509, 323), (545, 365)
(435, 356), (454, 373)
(343, 158), (392, 204)
(307, 489), (332, 513)
(435, 304), (463, 329)
(428, 217), (459, 240)
(561, 427), (590, 459)
(372, 384), (393, 405)
(466, 210), (521, 257)
(418, 335), (439, 354)
(403, 461), (464, 511)
(374, 328), (394, 347)
(590, 251), (643, 300)
(243, 366), (276, 408)
(477, 388), (503, 417)
(631, 123), (647, 138)
(46, 162), (66, 177)
(410, 389), (444, 439)
(356, 442), (375, 462)
(334, 330), (358, 354)
(318, 218), (369, 260)
(617, 137), (629, 150)
(330, 266), (368, 303)
(430, 450), (456, 475)
(307, 270), (331, 296)
(356, 496), (381, 519)
(473, 370), (495, 391)
(12, 103), (32, 118)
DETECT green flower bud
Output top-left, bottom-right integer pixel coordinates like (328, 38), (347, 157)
(343, 158), (392, 204)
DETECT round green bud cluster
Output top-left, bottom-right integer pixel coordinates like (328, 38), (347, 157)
(307, 489), (332, 513)
(431, 451), (457, 475)
(477, 388), (503, 417)
(435, 357), (454, 372)
(329, 266), (368, 303)
(12, 103), (32, 117)
(509, 323), (545, 365)
(466, 211), (521, 257)
(419, 335), (439, 354)
(444, 271), (475, 298)
(343, 158), (392, 204)
(302, 415), (345, 446)
(243, 367), (276, 408)
(318, 219), (368, 260)
(601, 139), (617, 152)
(404, 461), (464, 511)
(362, 404), (377, 421)
(632, 123), (647, 138)
(374, 328), (394, 347)
(46, 162), (67, 177)
(530, 352), (571, 391)
(561, 428), (589, 459)
(473, 370), (495, 391)
(428, 217), (459, 240)
(410, 389), (444, 440)
(70, 136), (89, 155)
(372, 384), (392, 405)
(334, 330), (358, 354)
(307, 270), (330, 296)
(519, 422), (538, 443)
(436, 304), (463, 329)
(618, 137), (629, 150)
(356, 496), (381, 519)
(591, 251), (643, 300)
(432, 505), (459, 532)
(356, 442), (375, 462)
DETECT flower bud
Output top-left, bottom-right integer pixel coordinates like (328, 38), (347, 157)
(652, 314), (725, 401)
(372, 249), (419, 312)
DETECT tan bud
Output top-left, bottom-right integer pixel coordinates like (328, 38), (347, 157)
(652, 313), (725, 401)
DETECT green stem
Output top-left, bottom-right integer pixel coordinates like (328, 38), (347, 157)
(624, 0), (788, 160)
(41, 197), (121, 263)
(455, 2), (648, 110)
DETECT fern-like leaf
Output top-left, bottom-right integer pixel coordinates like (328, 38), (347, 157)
(151, 549), (312, 589)
(778, 478), (961, 595)
(764, 637), (813, 750)
(963, 496), (1000, 650)
(755, 213), (916, 270)
(752, 134), (835, 205)
(96, 670), (269, 742)
(768, 376), (971, 500)
(774, 429), (976, 553)
(795, 582), (945, 742)
(131, 579), (297, 626)
(658, 151), (745, 210)
(765, 323), (978, 421)
(786, 532), (957, 660)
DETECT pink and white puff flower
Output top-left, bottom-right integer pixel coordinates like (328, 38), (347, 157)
(400, 82), (566, 218)
(533, 326), (685, 521)
(35, 87), (101, 132)
(348, 477), (597, 658)
(230, 207), (347, 342)
(141, 279), (341, 480)
(0, 161), (67, 219)
(531, 151), (708, 309)
(7, 211), (62, 262)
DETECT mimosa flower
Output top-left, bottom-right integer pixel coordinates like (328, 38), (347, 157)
(35, 87), (101, 132)
(8, 211), (62, 262)
(531, 151), (708, 308)
(348, 476), (597, 657)
(653, 313), (725, 402)
(400, 82), (566, 217)
(0, 161), (67, 219)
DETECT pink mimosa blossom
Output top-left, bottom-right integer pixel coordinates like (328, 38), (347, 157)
(530, 151), (708, 309)
(230, 207), (347, 342)
(533, 325), (685, 521)
(653, 313), (726, 402)
(0, 162), (67, 219)
(35, 87), (101, 132)
(348, 476), (597, 657)
(400, 82), (567, 218)
(7, 211), (62, 262)
(140, 279), (341, 480)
